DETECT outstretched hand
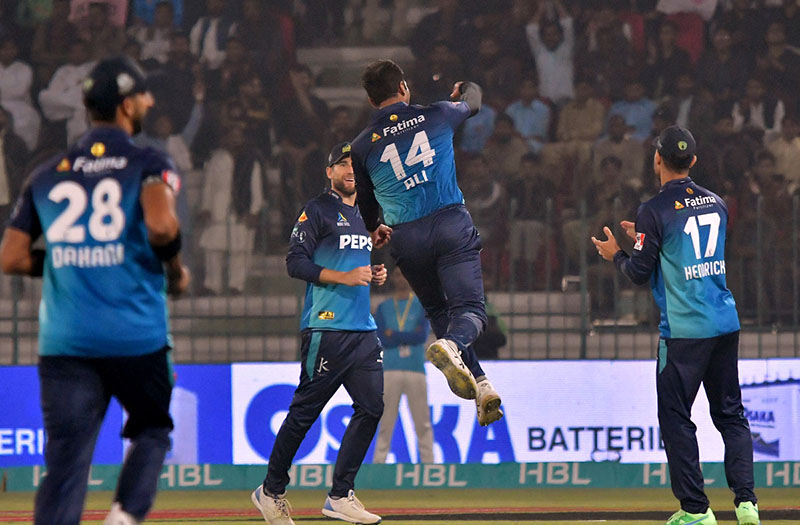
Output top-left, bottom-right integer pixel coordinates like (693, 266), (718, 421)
(591, 226), (621, 261)
(371, 224), (392, 249)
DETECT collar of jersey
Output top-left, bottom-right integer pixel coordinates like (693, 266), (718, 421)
(79, 126), (132, 148)
(375, 102), (408, 118)
(660, 176), (692, 192)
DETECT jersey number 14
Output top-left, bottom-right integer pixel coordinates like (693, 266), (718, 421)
(380, 130), (436, 181)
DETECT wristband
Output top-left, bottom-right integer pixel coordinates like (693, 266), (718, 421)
(151, 231), (182, 261)
(30, 249), (45, 277)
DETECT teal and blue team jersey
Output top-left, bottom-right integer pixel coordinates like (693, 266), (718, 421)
(374, 294), (429, 373)
(8, 127), (180, 357)
(287, 190), (377, 332)
(351, 100), (471, 230)
(614, 177), (740, 339)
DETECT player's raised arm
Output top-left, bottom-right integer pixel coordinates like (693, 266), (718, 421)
(450, 81), (482, 117)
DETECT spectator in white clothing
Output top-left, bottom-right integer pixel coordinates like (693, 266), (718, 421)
(189, 0), (236, 70)
(129, 1), (175, 65)
(197, 125), (264, 295)
(38, 40), (95, 146)
(525, 0), (574, 105)
(732, 76), (786, 142)
(0, 36), (41, 151)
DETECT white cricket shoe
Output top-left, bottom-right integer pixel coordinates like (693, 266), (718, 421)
(425, 338), (477, 399)
(322, 490), (381, 524)
(103, 503), (138, 525)
(251, 486), (295, 524)
(476, 379), (504, 426)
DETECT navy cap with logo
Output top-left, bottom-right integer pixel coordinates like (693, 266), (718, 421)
(655, 125), (696, 170)
(327, 142), (352, 167)
(82, 56), (149, 118)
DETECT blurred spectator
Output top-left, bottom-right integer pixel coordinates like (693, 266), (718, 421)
(661, 71), (715, 142)
(768, 0), (800, 47)
(129, 1), (175, 65)
(231, 73), (272, 159)
(593, 114), (646, 188)
(204, 35), (254, 102)
(606, 77), (656, 142)
(122, 37), (143, 64)
(693, 111), (759, 199)
(0, 36), (41, 151)
(472, 302), (507, 360)
(714, 0), (767, 58)
(372, 267), (433, 465)
(409, 0), (476, 64)
(731, 150), (793, 322)
(78, 1), (126, 60)
(496, 0), (537, 73)
(189, 0), (236, 70)
(505, 76), (551, 155)
(767, 112), (800, 193)
(274, 64), (329, 220)
(30, 0), (78, 86)
(460, 153), (508, 289)
(15, 0), (55, 28)
(696, 25), (750, 112)
(0, 106), (29, 222)
(755, 21), (800, 105)
(198, 124), (264, 295)
(38, 40), (94, 146)
(732, 77), (786, 141)
(577, 25), (636, 102)
(235, 0), (295, 100)
(408, 40), (464, 105)
(459, 95), (497, 155)
(468, 34), (523, 106)
(147, 30), (196, 131)
(643, 19), (691, 99)
(70, 0), (128, 30)
(482, 112), (526, 183)
(508, 152), (557, 290)
(564, 155), (640, 305)
(541, 78), (606, 180)
(293, 0), (347, 46)
(131, 0), (182, 27)
(326, 105), (357, 151)
(525, 0), (575, 105)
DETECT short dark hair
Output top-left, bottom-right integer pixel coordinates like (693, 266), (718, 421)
(361, 59), (405, 106)
(600, 155), (623, 170)
(661, 155), (691, 173)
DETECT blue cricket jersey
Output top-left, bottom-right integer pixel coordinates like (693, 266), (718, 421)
(351, 100), (471, 230)
(286, 190), (377, 332)
(8, 127), (180, 357)
(614, 177), (740, 339)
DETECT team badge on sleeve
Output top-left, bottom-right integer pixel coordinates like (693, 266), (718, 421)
(298, 211), (308, 223)
(634, 232), (646, 251)
(162, 170), (181, 193)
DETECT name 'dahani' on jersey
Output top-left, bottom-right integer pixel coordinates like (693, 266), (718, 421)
(383, 115), (425, 136)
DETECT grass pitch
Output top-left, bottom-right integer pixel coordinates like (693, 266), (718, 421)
(1, 487), (799, 524)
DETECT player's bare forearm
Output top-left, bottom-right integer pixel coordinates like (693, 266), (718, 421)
(0, 227), (40, 276)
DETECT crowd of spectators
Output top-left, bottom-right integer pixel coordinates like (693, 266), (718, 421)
(0, 0), (799, 323)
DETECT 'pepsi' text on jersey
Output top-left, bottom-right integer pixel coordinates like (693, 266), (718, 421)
(614, 177), (740, 338)
(351, 100), (471, 230)
(8, 127), (180, 357)
(287, 190), (377, 331)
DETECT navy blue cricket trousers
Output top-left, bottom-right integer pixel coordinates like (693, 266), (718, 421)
(389, 204), (487, 379)
(35, 348), (174, 525)
(265, 330), (383, 497)
(657, 330), (756, 513)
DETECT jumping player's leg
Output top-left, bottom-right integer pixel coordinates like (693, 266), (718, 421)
(264, 331), (350, 496)
(108, 348), (174, 521)
(703, 331), (757, 507)
(334, 332), (384, 497)
(35, 356), (109, 525)
(657, 338), (714, 514)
